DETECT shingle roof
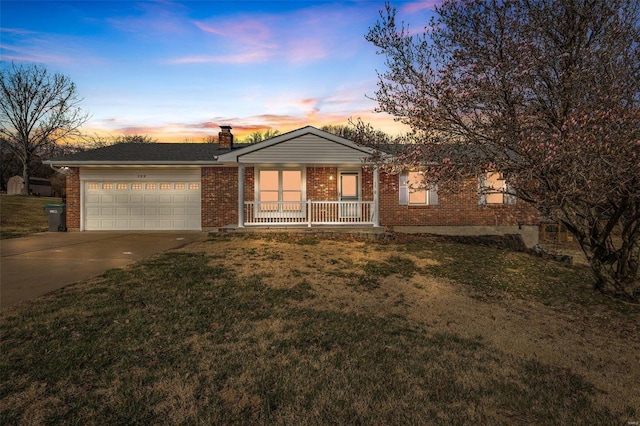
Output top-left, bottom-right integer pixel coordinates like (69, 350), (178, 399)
(45, 143), (250, 165)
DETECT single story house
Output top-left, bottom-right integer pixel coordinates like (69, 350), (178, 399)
(45, 126), (539, 246)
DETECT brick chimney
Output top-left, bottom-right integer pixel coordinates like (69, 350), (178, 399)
(218, 125), (234, 148)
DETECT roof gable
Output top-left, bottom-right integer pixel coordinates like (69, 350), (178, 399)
(44, 126), (382, 167)
(216, 126), (377, 165)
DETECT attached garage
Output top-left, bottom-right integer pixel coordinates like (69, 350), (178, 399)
(81, 168), (202, 231)
(45, 141), (233, 232)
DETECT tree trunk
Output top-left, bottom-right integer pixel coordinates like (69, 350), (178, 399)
(21, 160), (29, 195)
(587, 242), (640, 302)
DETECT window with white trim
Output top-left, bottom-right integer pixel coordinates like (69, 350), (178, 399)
(479, 172), (516, 205)
(399, 171), (438, 206)
(257, 169), (304, 213)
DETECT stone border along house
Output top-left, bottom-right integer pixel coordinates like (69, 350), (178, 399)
(45, 126), (539, 247)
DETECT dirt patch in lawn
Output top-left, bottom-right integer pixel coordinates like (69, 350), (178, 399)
(184, 235), (640, 414)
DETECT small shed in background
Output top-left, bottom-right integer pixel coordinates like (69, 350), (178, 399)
(7, 176), (53, 196)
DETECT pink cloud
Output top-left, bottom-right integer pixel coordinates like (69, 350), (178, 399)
(299, 98), (319, 106)
(186, 18), (278, 65)
(185, 5), (354, 66)
(286, 37), (327, 63)
(195, 20), (275, 48)
(0, 27), (36, 35)
(0, 43), (77, 66)
(84, 109), (409, 143)
(106, 1), (190, 36)
(170, 50), (270, 65)
(401, 1), (442, 14)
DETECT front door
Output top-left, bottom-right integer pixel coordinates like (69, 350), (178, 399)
(339, 172), (360, 218)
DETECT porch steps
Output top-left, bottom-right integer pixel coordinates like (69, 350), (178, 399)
(209, 225), (390, 240)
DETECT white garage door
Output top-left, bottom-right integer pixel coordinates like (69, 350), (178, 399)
(84, 181), (201, 230)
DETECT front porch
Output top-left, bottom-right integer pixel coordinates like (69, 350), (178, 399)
(243, 200), (376, 226)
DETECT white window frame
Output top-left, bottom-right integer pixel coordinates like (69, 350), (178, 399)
(479, 172), (516, 205)
(399, 171), (438, 206)
(255, 167), (306, 218)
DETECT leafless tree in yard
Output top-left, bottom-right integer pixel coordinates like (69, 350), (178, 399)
(0, 62), (88, 195)
(361, 0), (640, 300)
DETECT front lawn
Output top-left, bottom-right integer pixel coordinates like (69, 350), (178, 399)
(1, 235), (638, 424)
(0, 195), (63, 239)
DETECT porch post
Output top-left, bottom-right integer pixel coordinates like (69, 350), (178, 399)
(237, 163), (245, 228)
(373, 165), (380, 227)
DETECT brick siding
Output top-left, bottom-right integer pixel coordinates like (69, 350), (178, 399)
(205, 166), (536, 228)
(68, 165), (538, 231)
(65, 167), (81, 230)
(307, 167), (338, 200)
(378, 171), (538, 227)
(202, 166), (238, 228)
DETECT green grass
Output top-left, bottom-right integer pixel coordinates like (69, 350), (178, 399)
(2, 236), (637, 425)
(0, 194), (63, 239)
(384, 238), (638, 313)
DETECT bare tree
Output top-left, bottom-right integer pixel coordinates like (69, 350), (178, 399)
(363, 1), (640, 300)
(0, 62), (88, 195)
(263, 129), (280, 140)
(322, 121), (393, 146)
(202, 134), (218, 144)
(83, 133), (157, 149)
(243, 129), (280, 143)
(112, 134), (156, 144)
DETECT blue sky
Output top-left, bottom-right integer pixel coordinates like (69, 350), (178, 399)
(1, 1), (438, 141)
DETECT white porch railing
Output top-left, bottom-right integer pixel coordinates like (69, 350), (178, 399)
(244, 200), (375, 226)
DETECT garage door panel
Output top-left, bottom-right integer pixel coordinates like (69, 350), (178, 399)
(86, 219), (100, 229)
(84, 179), (201, 231)
(158, 219), (173, 228)
(173, 218), (187, 227)
(100, 219), (115, 229)
(115, 219), (130, 228)
(144, 219), (157, 228)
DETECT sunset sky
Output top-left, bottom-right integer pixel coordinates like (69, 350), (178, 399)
(1, 1), (438, 142)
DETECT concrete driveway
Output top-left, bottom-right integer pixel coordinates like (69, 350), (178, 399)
(0, 232), (207, 309)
